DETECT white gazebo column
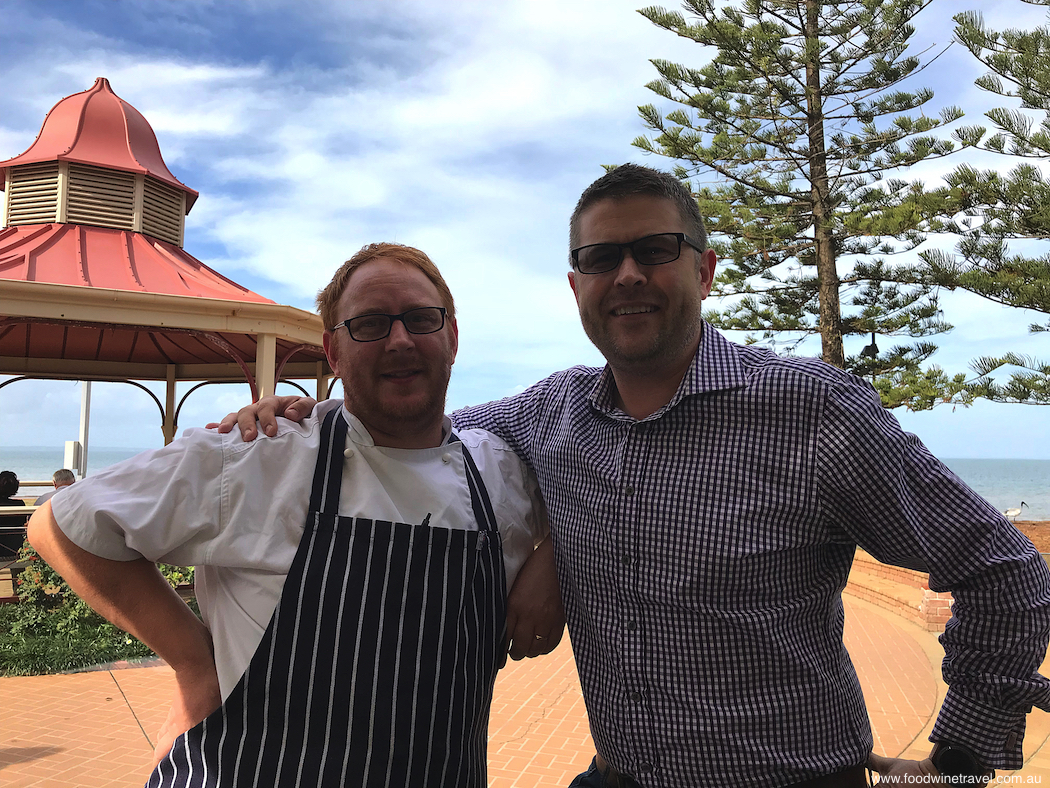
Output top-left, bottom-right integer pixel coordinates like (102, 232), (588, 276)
(316, 361), (327, 400)
(163, 364), (177, 445)
(256, 333), (277, 400)
(78, 381), (91, 476)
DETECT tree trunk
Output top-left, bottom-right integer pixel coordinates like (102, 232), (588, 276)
(804, 0), (846, 368)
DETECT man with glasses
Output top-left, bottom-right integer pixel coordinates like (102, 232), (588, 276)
(28, 243), (557, 787)
(223, 165), (1050, 787)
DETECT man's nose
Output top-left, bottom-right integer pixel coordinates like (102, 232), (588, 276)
(386, 318), (416, 347)
(614, 250), (648, 286)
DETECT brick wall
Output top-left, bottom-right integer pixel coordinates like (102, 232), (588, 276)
(847, 550), (953, 632)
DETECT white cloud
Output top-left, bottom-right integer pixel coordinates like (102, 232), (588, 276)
(1, 0), (1049, 460)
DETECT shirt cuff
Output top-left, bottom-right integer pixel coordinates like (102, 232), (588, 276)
(931, 688), (1028, 770)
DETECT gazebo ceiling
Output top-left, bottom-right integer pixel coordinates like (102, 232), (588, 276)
(4, 320), (282, 369)
(1, 277), (328, 383)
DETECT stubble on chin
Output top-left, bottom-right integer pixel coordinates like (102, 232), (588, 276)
(342, 358), (453, 434)
(379, 385), (447, 427)
(580, 308), (702, 375)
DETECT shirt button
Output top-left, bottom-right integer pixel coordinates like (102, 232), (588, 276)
(637, 761), (654, 774)
(626, 620), (638, 631)
(629, 691), (643, 702)
(343, 448), (354, 459)
(441, 453), (452, 464)
(620, 553), (632, 566)
(624, 485), (634, 496)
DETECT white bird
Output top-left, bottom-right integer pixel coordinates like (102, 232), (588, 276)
(1004, 502), (1028, 522)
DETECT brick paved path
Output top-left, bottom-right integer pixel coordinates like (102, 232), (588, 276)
(2, 594), (1049, 787)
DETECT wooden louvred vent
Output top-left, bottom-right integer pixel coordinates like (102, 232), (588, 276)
(66, 163), (135, 230)
(142, 176), (184, 245)
(1, 78), (197, 245)
(7, 162), (59, 225)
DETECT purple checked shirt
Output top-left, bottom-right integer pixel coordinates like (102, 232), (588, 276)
(452, 324), (1050, 787)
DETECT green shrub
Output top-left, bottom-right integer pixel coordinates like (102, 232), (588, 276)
(1, 543), (198, 676)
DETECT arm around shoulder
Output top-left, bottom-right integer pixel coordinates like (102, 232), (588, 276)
(451, 369), (583, 461)
(213, 395), (319, 439)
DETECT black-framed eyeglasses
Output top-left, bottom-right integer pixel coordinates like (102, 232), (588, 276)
(338, 306), (447, 342)
(571, 232), (704, 275)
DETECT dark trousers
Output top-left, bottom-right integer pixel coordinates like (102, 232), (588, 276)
(568, 758), (639, 788)
(567, 756), (869, 788)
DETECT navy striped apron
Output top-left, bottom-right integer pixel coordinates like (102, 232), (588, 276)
(149, 408), (507, 787)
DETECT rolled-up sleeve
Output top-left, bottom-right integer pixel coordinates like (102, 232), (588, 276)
(50, 427), (226, 566)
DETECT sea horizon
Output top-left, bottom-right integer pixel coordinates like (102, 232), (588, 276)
(3, 445), (1048, 521)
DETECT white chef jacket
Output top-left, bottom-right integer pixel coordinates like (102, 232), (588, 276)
(52, 399), (547, 697)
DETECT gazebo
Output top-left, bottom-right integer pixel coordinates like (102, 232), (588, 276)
(0, 78), (332, 447)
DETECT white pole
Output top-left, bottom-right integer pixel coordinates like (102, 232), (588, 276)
(79, 381), (91, 477)
(63, 440), (81, 473)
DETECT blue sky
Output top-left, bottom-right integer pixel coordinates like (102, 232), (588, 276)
(1, 0), (1048, 461)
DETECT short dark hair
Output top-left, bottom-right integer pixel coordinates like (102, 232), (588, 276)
(0, 471), (18, 498)
(569, 164), (707, 257)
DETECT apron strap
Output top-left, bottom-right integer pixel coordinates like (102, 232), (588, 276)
(309, 407), (349, 516)
(448, 431), (499, 534)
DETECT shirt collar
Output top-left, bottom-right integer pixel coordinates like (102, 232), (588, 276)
(340, 404), (454, 447)
(587, 323), (748, 419)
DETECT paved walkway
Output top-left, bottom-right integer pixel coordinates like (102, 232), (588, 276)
(2, 594), (1049, 787)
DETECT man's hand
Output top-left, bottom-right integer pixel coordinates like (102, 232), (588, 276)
(503, 538), (565, 666)
(208, 395), (318, 440)
(152, 661), (223, 769)
(867, 752), (941, 784)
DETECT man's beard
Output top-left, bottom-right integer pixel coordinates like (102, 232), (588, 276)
(580, 299), (703, 376)
(342, 353), (453, 436)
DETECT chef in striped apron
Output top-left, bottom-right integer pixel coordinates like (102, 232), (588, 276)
(28, 242), (557, 788)
(148, 403), (507, 787)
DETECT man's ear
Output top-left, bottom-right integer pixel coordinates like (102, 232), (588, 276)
(322, 330), (340, 377)
(568, 270), (580, 305)
(448, 315), (459, 364)
(699, 249), (718, 300)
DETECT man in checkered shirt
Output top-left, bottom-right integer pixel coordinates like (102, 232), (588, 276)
(229, 164), (1050, 787)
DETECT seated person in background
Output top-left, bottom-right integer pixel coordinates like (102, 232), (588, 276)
(34, 468), (76, 505)
(28, 242), (563, 788)
(0, 470), (28, 558)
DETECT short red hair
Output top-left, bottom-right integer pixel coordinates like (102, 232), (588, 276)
(317, 242), (456, 330)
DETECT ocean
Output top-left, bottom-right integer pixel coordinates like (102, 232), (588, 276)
(940, 458), (1050, 521)
(1, 447), (148, 495)
(1, 447), (1048, 520)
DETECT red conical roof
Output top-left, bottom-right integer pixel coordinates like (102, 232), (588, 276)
(0, 77), (198, 211)
(0, 223), (273, 303)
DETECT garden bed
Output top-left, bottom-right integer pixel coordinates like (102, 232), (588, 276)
(0, 603), (154, 676)
(1, 545), (196, 676)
